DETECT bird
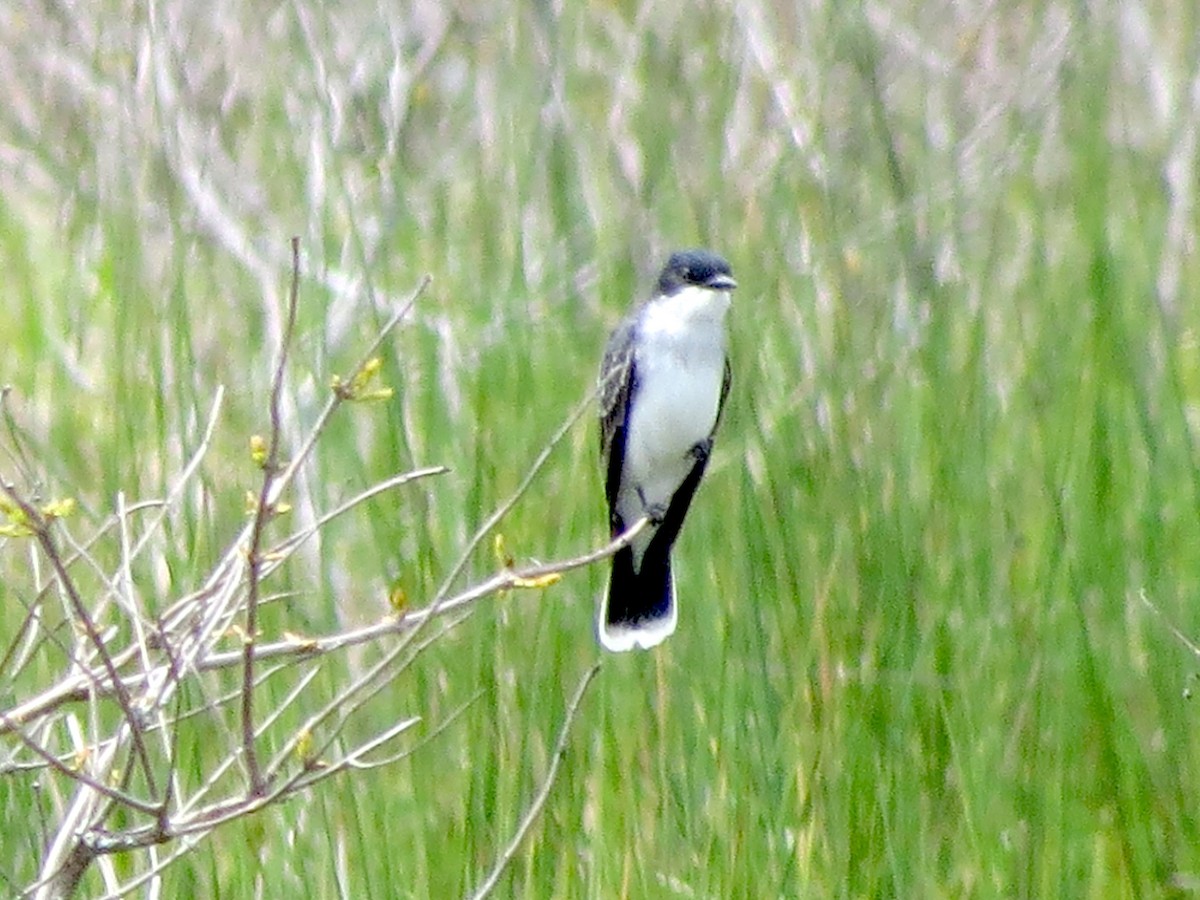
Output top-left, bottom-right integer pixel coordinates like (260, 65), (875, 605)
(597, 249), (735, 652)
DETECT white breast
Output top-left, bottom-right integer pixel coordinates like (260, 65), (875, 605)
(616, 286), (730, 525)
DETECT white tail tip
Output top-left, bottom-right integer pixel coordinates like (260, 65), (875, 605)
(597, 612), (677, 652)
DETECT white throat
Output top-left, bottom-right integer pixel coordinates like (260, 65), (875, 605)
(638, 285), (732, 353)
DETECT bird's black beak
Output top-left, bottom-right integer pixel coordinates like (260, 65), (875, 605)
(705, 273), (737, 291)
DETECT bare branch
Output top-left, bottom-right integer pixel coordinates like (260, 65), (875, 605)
(433, 379), (602, 603)
(0, 716), (160, 815)
(0, 484), (160, 800)
(468, 663), (603, 900)
(0, 516), (645, 738)
(261, 466), (450, 571)
(241, 237), (303, 794)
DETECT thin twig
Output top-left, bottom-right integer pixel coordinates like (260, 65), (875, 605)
(261, 466), (449, 570)
(241, 238), (303, 793)
(0, 715), (160, 815)
(433, 381), (601, 603)
(0, 497), (166, 694)
(1137, 588), (1200, 659)
(261, 612), (471, 789)
(467, 663), (603, 900)
(125, 387), (225, 565)
(342, 690), (482, 772)
(270, 274), (433, 503)
(0, 484), (159, 799)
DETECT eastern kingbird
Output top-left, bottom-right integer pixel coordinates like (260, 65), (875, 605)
(597, 249), (735, 652)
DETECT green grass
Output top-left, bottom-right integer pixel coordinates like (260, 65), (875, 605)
(4, 0), (1200, 896)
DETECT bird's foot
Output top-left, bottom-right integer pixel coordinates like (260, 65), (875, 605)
(644, 502), (669, 524)
(688, 437), (713, 463)
(635, 488), (669, 524)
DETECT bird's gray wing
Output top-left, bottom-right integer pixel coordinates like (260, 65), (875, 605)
(599, 317), (637, 533)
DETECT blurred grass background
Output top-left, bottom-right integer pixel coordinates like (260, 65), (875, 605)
(3, 0), (1200, 896)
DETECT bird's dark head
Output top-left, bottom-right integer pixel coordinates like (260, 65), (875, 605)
(656, 249), (737, 296)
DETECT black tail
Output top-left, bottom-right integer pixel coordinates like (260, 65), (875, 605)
(597, 545), (676, 652)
